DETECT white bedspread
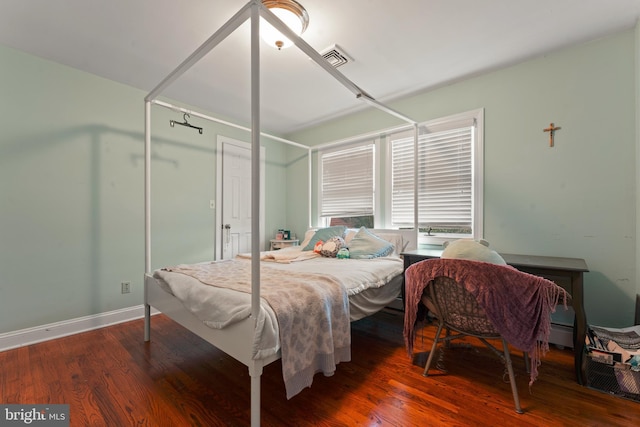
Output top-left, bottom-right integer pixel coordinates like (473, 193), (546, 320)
(152, 248), (403, 398)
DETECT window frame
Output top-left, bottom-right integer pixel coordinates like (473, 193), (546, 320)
(385, 108), (484, 245)
(316, 139), (380, 228)
(312, 108), (483, 243)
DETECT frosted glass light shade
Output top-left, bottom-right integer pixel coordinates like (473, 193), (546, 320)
(261, 0), (309, 50)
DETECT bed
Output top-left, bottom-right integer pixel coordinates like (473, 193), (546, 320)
(144, 227), (416, 399)
(143, 2), (418, 425)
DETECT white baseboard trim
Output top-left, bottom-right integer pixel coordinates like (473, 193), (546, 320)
(0, 305), (159, 352)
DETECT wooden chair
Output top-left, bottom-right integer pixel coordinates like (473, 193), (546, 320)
(421, 276), (526, 414)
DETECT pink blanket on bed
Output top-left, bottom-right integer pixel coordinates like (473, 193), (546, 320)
(403, 258), (569, 385)
(164, 260), (351, 399)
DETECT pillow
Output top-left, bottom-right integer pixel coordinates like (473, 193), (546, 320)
(347, 227), (395, 259)
(345, 229), (403, 255)
(302, 226), (346, 251)
(373, 232), (404, 256)
(441, 238), (506, 265)
(320, 236), (346, 258)
(300, 229), (317, 248)
(344, 228), (358, 243)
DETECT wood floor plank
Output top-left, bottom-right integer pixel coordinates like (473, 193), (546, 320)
(1, 309), (638, 426)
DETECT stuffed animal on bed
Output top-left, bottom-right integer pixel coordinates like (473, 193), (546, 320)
(336, 247), (350, 259)
(441, 238), (506, 265)
(320, 236), (346, 258)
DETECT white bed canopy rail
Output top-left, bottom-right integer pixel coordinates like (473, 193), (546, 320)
(143, 1), (417, 426)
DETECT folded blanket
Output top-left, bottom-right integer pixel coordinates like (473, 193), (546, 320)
(403, 258), (569, 385)
(237, 246), (319, 263)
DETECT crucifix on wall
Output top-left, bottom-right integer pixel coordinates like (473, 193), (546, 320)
(543, 122), (561, 147)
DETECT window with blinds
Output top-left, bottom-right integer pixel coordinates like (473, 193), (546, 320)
(389, 109), (483, 241)
(320, 143), (375, 221)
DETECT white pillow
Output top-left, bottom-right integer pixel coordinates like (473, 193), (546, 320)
(441, 238), (506, 265)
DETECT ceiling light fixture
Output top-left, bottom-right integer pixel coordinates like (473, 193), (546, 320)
(261, 0), (309, 50)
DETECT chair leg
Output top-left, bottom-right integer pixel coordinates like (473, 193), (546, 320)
(423, 323), (444, 376)
(501, 338), (523, 414)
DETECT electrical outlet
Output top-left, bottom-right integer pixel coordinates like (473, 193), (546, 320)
(121, 281), (131, 294)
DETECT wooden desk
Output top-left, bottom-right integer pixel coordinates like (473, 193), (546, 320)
(402, 249), (589, 385)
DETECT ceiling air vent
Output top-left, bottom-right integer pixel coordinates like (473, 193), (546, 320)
(321, 44), (353, 68)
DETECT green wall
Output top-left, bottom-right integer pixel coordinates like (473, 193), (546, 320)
(1, 27), (637, 334)
(288, 29), (638, 327)
(0, 44), (288, 333)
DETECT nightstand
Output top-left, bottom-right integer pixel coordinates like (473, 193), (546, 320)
(269, 239), (299, 250)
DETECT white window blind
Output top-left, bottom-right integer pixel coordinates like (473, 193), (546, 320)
(391, 123), (474, 233)
(320, 143), (374, 218)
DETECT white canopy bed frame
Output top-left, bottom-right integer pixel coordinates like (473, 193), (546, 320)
(143, 2), (418, 426)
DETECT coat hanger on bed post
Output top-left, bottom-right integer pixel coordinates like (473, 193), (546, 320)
(169, 113), (203, 134)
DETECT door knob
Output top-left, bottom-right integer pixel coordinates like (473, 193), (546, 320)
(223, 224), (231, 244)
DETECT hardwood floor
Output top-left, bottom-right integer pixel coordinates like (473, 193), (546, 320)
(1, 309), (638, 426)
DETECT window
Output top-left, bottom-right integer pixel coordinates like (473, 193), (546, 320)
(388, 109), (483, 243)
(319, 142), (375, 228)
(313, 109), (483, 241)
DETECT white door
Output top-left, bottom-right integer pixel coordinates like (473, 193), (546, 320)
(215, 136), (265, 260)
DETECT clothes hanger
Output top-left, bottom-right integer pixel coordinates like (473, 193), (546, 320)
(169, 113), (203, 134)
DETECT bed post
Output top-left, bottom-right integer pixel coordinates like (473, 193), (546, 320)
(413, 123), (419, 238)
(144, 99), (152, 342)
(250, 363), (262, 427)
(250, 3), (261, 427)
(308, 147), (313, 229)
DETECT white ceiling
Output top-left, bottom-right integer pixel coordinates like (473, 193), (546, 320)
(1, 0), (639, 134)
